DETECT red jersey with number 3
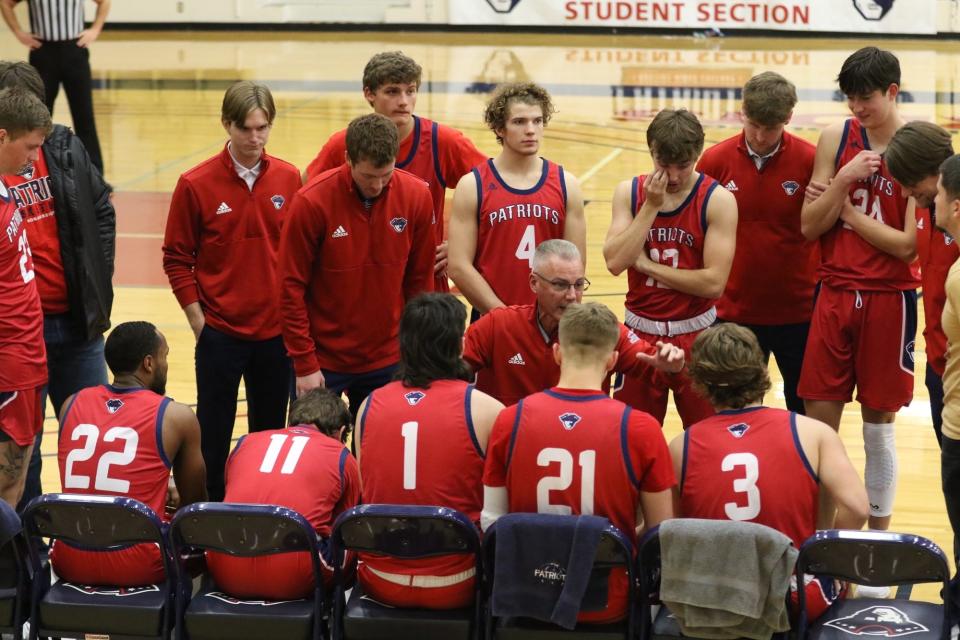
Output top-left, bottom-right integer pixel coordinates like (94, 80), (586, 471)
(0, 179), (46, 391)
(820, 119), (919, 291)
(679, 406), (818, 548)
(53, 385), (172, 586)
(358, 379), (484, 601)
(473, 158), (567, 306)
(626, 173), (719, 321)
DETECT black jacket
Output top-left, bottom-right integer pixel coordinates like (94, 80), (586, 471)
(45, 124), (115, 341)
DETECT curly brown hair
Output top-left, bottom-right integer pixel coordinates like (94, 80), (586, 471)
(362, 51), (422, 92)
(688, 324), (771, 410)
(484, 82), (555, 145)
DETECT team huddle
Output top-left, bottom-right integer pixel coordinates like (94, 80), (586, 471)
(2, 43), (960, 616)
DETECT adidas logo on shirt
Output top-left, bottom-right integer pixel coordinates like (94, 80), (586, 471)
(724, 180), (738, 192)
(331, 226), (348, 239)
(508, 353), (526, 365)
(215, 202), (233, 215)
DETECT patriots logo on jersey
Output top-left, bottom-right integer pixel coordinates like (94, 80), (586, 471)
(404, 391), (426, 406)
(270, 195), (285, 210)
(105, 398), (124, 414)
(17, 163), (34, 180)
(727, 422), (749, 438)
(781, 180), (800, 196)
(64, 583), (160, 597)
(824, 605), (927, 636)
(559, 413), (581, 430)
(853, 0), (895, 21)
(390, 217), (408, 233)
(947, 234), (955, 246)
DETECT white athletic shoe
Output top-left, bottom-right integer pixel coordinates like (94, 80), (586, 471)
(854, 584), (891, 599)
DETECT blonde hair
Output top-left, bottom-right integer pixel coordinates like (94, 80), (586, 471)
(558, 303), (619, 365)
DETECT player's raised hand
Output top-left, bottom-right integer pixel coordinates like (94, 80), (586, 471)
(636, 340), (685, 373)
(645, 169), (668, 210)
(836, 150), (882, 184)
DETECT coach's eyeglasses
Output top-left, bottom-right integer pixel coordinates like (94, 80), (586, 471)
(532, 272), (591, 293)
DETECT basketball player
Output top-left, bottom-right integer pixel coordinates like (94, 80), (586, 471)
(672, 323), (868, 616)
(799, 47), (919, 537)
(163, 81), (301, 501)
(0, 87), (51, 508)
(935, 154), (960, 609)
(884, 122), (956, 446)
(303, 51), (486, 292)
(279, 113), (434, 415)
(355, 293), (503, 609)
(206, 388), (360, 600)
(482, 302), (675, 624)
(604, 108), (738, 428)
(52, 321), (206, 586)
(448, 82), (586, 314)
(463, 239), (684, 407)
(696, 72), (816, 414)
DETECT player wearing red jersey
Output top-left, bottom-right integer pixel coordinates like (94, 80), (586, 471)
(53, 321), (206, 585)
(207, 388), (359, 600)
(0, 87), (51, 508)
(163, 81), (301, 501)
(482, 302), (675, 624)
(696, 72), (816, 415)
(280, 113), (435, 415)
(604, 108), (738, 429)
(884, 122), (956, 447)
(463, 239), (684, 406)
(303, 52), (486, 292)
(448, 82), (586, 314)
(799, 48), (920, 538)
(672, 323), (868, 614)
(355, 293), (503, 608)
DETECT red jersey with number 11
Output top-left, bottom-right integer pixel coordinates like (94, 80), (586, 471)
(473, 158), (567, 307)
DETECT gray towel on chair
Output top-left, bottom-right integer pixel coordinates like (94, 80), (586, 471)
(659, 519), (797, 640)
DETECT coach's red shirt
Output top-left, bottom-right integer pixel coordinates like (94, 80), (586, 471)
(0, 179), (46, 391)
(6, 153), (68, 313)
(163, 145), (301, 340)
(916, 207), (958, 376)
(697, 131), (817, 325)
(462, 304), (657, 406)
(279, 164), (435, 376)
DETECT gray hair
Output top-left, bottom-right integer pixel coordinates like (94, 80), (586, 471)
(532, 239), (581, 271)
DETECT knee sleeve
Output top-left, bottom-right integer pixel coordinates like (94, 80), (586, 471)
(863, 422), (897, 518)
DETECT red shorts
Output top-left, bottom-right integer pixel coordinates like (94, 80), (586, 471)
(357, 553), (476, 610)
(50, 541), (165, 587)
(0, 386), (43, 447)
(613, 330), (714, 429)
(206, 549), (353, 600)
(798, 285), (917, 412)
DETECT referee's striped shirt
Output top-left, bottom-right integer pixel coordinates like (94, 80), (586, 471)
(26, 0), (85, 42)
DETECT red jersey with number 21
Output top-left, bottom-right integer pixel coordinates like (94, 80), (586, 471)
(473, 158), (567, 307)
(626, 173), (719, 321)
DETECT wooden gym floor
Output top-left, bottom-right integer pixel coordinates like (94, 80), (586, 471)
(11, 29), (960, 599)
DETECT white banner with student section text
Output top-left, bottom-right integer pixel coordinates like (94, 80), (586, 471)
(449, 1), (937, 35)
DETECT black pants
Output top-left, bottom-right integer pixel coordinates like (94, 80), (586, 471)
(736, 321), (810, 415)
(941, 435), (960, 608)
(323, 363), (398, 420)
(29, 39), (103, 173)
(196, 326), (291, 502)
(926, 363), (945, 448)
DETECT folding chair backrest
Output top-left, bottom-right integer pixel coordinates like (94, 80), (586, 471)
(332, 504), (480, 559)
(22, 494), (165, 550)
(797, 530), (949, 588)
(171, 502), (320, 558)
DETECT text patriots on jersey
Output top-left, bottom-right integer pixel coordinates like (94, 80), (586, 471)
(486, 203), (560, 227)
(647, 226), (696, 247)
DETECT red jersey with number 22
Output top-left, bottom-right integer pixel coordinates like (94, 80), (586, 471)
(473, 158), (567, 307)
(626, 173), (719, 321)
(820, 119), (919, 291)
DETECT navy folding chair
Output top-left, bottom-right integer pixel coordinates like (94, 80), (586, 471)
(482, 514), (636, 640)
(0, 500), (34, 640)
(170, 502), (327, 640)
(330, 504), (482, 640)
(21, 493), (176, 640)
(797, 530), (952, 640)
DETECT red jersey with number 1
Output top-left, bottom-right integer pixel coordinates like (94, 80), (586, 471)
(626, 173), (719, 321)
(53, 385), (172, 586)
(820, 119), (919, 291)
(473, 158), (567, 306)
(0, 178), (46, 391)
(680, 406), (818, 548)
